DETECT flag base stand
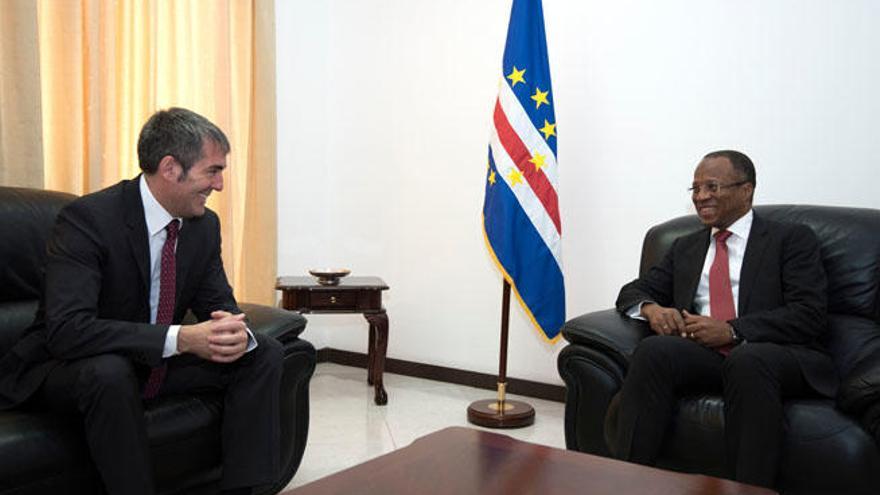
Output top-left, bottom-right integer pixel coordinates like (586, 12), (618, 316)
(467, 399), (535, 429)
(467, 382), (535, 429)
(468, 281), (536, 429)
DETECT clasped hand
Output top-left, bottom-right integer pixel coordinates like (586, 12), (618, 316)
(178, 310), (248, 363)
(640, 303), (733, 348)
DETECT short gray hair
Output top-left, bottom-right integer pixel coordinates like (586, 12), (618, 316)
(137, 107), (230, 175)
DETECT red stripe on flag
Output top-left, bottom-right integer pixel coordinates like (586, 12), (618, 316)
(493, 98), (561, 234)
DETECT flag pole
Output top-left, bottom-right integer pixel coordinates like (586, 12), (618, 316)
(467, 280), (535, 428)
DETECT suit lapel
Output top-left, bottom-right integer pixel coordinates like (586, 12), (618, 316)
(122, 178), (151, 300)
(738, 214), (770, 315)
(675, 229), (711, 311)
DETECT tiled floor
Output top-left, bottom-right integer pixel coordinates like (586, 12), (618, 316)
(285, 363), (567, 490)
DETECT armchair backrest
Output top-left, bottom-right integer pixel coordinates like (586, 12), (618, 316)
(0, 186), (76, 353)
(640, 205), (880, 321)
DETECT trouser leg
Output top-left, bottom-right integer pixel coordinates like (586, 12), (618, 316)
(723, 343), (809, 488)
(160, 333), (284, 490)
(35, 354), (154, 495)
(222, 333), (283, 488)
(613, 335), (724, 464)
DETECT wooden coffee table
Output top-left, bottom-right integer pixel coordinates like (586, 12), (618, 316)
(283, 426), (776, 494)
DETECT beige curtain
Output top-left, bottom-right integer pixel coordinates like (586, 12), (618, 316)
(0, 0), (44, 188)
(0, 0), (277, 305)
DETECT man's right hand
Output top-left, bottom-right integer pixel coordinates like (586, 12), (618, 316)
(177, 312), (248, 363)
(640, 303), (686, 336)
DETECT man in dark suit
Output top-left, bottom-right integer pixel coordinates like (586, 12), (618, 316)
(612, 150), (836, 488)
(0, 108), (282, 495)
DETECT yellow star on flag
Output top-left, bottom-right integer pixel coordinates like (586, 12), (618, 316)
(506, 66), (526, 87)
(539, 120), (556, 140)
(488, 169), (496, 185)
(507, 168), (524, 186)
(529, 152), (546, 172)
(531, 87), (550, 109)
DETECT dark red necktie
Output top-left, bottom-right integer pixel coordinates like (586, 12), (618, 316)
(143, 219), (179, 399)
(710, 230), (735, 355)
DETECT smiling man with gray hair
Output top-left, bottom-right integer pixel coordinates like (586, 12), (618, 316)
(0, 108), (281, 495)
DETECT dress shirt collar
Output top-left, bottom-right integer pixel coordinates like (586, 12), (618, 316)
(711, 208), (753, 241)
(139, 174), (183, 236)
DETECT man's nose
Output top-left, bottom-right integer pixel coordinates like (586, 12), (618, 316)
(213, 173), (224, 191)
(692, 187), (711, 201)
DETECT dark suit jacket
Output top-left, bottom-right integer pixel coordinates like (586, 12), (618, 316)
(0, 177), (240, 408)
(615, 213), (837, 397)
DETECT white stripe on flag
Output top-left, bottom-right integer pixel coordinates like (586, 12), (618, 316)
(490, 127), (563, 270)
(498, 78), (559, 189)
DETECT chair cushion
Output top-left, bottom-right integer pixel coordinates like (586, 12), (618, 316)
(0, 410), (97, 492)
(779, 400), (880, 495)
(839, 347), (880, 415)
(0, 393), (224, 493)
(605, 395), (880, 493)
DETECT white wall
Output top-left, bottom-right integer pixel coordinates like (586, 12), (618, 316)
(276, 0), (880, 385)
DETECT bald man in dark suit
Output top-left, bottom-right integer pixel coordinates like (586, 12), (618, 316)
(612, 151), (836, 489)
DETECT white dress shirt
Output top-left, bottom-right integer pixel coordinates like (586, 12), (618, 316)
(139, 175), (256, 357)
(693, 209), (753, 317)
(627, 209), (754, 319)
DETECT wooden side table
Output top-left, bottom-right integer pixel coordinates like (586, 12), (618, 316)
(276, 276), (390, 405)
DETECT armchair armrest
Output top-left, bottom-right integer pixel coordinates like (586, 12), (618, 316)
(561, 308), (652, 369)
(558, 309), (650, 455)
(240, 303), (307, 345)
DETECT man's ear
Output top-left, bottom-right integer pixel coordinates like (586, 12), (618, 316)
(743, 182), (755, 203)
(157, 155), (180, 182)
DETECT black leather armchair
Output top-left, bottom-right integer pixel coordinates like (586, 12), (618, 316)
(557, 205), (880, 495)
(0, 186), (316, 494)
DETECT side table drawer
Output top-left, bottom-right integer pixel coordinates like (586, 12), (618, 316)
(310, 291), (358, 310)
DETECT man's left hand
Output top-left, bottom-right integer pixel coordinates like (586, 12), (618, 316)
(681, 310), (734, 348)
(207, 310), (248, 362)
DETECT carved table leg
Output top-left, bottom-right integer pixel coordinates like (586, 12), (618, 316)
(367, 323), (377, 386)
(364, 311), (389, 405)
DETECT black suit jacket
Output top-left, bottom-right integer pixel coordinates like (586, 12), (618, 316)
(0, 177), (239, 408)
(616, 213), (837, 397)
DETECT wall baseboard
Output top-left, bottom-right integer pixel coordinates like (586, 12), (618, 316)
(316, 348), (565, 403)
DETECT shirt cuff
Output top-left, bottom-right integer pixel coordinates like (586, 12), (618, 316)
(625, 301), (652, 321)
(245, 327), (258, 353)
(163, 325), (181, 358)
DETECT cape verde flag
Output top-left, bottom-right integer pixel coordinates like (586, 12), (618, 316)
(483, 0), (565, 342)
